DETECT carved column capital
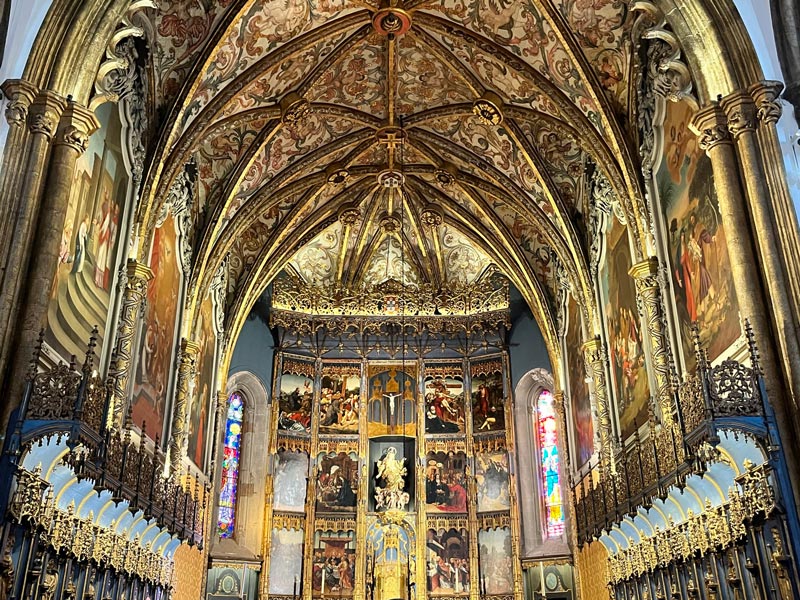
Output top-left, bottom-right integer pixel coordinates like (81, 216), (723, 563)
(719, 91), (757, 140)
(54, 101), (99, 153)
(749, 80), (784, 125)
(1, 79), (38, 127)
(689, 104), (731, 153)
(26, 93), (66, 139)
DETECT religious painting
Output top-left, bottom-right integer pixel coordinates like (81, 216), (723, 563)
(315, 452), (358, 512)
(475, 452), (510, 512)
(426, 527), (470, 595)
(273, 449), (309, 512)
(46, 102), (129, 362)
(269, 527), (304, 595)
(604, 220), (650, 439)
(658, 101), (740, 367)
(187, 292), (216, 468)
(478, 528), (513, 595)
(131, 213), (180, 436)
(566, 295), (594, 466)
(369, 439), (415, 512)
(367, 364), (417, 437)
(278, 357), (315, 433)
(319, 364), (361, 434)
(471, 359), (505, 432)
(312, 530), (355, 596)
(424, 452), (467, 513)
(424, 366), (465, 434)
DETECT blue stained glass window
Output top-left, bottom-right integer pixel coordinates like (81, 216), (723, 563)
(537, 390), (564, 537)
(218, 392), (244, 538)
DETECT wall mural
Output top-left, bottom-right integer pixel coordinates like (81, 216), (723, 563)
(425, 527), (470, 595)
(475, 452), (510, 512)
(658, 101), (741, 367)
(567, 295), (594, 466)
(319, 364), (361, 434)
(47, 102), (128, 361)
(187, 292), (216, 468)
(424, 371), (465, 434)
(315, 452), (358, 512)
(278, 358), (315, 433)
(424, 452), (468, 513)
(604, 219), (650, 439)
(131, 213), (180, 435)
(471, 362), (505, 432)
(312, 530), (356, 596)
(478, 528), (513, 595)
(269, 527), (304, 595)
(367, 364), (417, 437)
(273, 450), (309, 512)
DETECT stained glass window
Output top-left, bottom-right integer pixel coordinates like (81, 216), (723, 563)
(218, 391), (244, 538)
(537, 390), (564, 537)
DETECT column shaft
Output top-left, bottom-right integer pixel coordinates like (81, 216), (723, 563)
(170, 339), (199, 473)
(583, 337), (613, 471)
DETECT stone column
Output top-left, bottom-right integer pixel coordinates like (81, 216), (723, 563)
(582, 337), (612, 471)
(690, 104), (800, 502)
(1, 99), (97, 427)
(108, 259), (153, 428)
(629, 257), (675, 425)
(170, 338), (199, 473)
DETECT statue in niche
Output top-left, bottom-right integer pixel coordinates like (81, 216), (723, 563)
(40, 563), (57, 600)
(771, 528), (794, 600)
(375, 447), (409, 511)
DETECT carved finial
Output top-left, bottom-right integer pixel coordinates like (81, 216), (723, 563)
(82, 325), (99, 374)
(27, 329), (46, 380)
(690, 322), (706, 371)
(744, 318), (762, 375)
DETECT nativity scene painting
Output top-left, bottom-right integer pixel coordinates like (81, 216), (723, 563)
(315, 452), (358, 512)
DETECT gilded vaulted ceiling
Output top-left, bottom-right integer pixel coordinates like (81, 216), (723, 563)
(143, 0), (645, 356)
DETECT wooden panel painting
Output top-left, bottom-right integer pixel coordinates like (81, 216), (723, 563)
(471, 360), (505, 432)
(131, 213), (180, 436)
(188, 292), (216, 468)
(312, 530), (355, 596)
(657, 101), (740, 366)
(47, 102), (129, 361)
(475, 452), (510, 512)
(269, 527), (304, 595)
(426, 527), (470, 594)
(424, 367), (465, 434)
(278, 358), (315, 433)
(273, 449), (309, 512)
(604, 220), (650, 439)
(319, 364), (361, 434)
(424, 452), (468, 513)
(367, 364), (417, 437)
(478, 528), (513, 594)
(567, 295), (594, 466)
(315, 452), (358, 512)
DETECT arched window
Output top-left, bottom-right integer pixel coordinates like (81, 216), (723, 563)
(536, 390), (564, 537)
(218, 391), (244, 538)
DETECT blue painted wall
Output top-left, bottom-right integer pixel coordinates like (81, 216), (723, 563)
(228, 287), (275, 397)
(508, 285), (551, 389)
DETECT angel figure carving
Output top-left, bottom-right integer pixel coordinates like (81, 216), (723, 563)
(375, 447), (409, 510)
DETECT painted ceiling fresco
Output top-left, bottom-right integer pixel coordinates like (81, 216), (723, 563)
(144, 0), (639, 334)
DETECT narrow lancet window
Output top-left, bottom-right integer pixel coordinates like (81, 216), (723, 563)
(537, 390), (564, 537)
(218, 391), (244, 538)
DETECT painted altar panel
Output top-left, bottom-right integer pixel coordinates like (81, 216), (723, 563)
(319, 364), (361, 434)
(367, 363), (417, 437)
(657, 100), (741, 367)
(273, 449), (309, 512)
(188, 292), (216, 469)
(269, 527), (304, 595)
(312, 530), (356, 596)
(478, 528), (513, 595)
(46, 102), (129, 363)
(471, 359), (505, 433)
(603, 220), (649, 439)
(131, 213), (180, 435)
(424, 451), (468, 513)
(315, 452), (358, 512)
(567, 295), (594, 466)
(426, 526), (470, 595)
(424, 366), (465, 434)
(278, 357), (315, 433)
(475, 452), (510, 512)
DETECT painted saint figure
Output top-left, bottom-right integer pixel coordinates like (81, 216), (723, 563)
(375, 447), (409, 510)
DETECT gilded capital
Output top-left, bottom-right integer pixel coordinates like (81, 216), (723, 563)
(54, 101), (99, 153)
(1, 79), (38, 128)
(749, 80), (784, 125)
(26, 92), (67, 139)
(720, 92), (757, 139)
(689, 104), (731, 153)
(629, 256), (659, 288)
